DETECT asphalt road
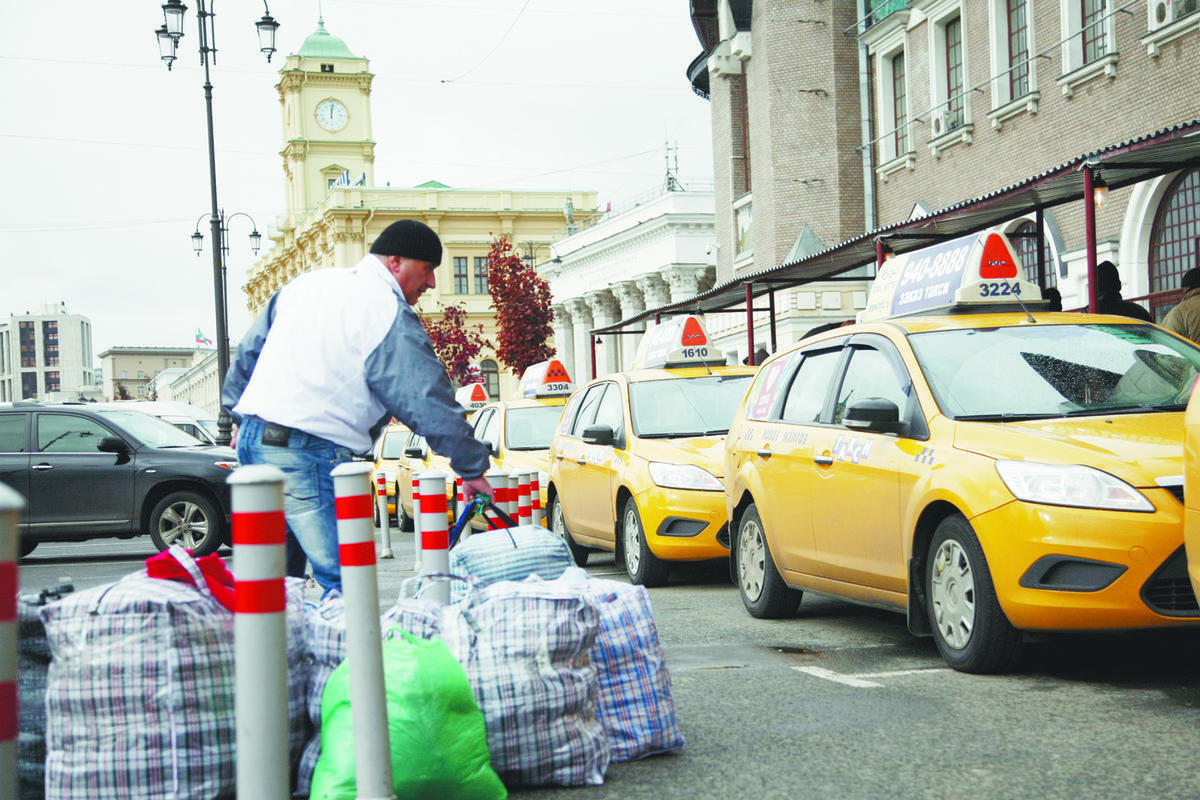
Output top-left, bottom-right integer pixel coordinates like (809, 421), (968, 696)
(18, 532), (1200, 800)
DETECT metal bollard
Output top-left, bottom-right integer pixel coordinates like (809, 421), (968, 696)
(418, 472), (450, 604)
(530, 472), (544, 527)
(228, 465), (290, 800)
(332, 463), (396, 800)
(375, 472), (394, 559)
(486, 472), (508, 528)
(411, 477), (422, 572)
(517, 471), (532, 525)
(506, 473), (520, 519)
(0, 484), (25, 800)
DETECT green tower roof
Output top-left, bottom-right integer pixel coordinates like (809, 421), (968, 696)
(296, 19), (359, 59)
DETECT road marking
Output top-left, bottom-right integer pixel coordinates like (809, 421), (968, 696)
(794, 665), (950, 688)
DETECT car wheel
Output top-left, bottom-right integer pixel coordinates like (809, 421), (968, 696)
(18, 538), (37, 558)
(549, 495), (589, 566)
(736, 504), (801, 618)
(926, 514), (1023, 674)
(623, 498), (670, 588)
(397, 498), (414, 532)
(149, 490), (224, 557)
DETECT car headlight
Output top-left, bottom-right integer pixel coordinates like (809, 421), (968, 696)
(994, 460), (1154, 512)
(648, 462), (723, 492)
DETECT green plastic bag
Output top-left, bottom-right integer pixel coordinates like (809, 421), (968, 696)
(309, 629), (506, 800)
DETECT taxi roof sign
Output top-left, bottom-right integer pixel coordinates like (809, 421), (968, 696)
(519, 359), (574, 398)
(455, 382), (489, 410)
(861, 231), (1043, 322)
(631, 314), (726, 369)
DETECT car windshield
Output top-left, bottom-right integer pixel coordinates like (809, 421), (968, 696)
(630, 374), (754, 438)
(506, 405), (565, 450)
(380, 431), (409, 459)
(197, 419), (219, 437)
(96, 410), (206, 447)
(909, 322), (1200, 419)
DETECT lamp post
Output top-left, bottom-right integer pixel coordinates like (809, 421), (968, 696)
(190, 210), (262, 380)
(155, 0), (280, 446)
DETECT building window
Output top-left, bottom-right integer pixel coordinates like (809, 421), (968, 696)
(21, 372), (37, 400)
(1011, 221), (1057, 289)
(734, 198), (753, 261)
(19, 321), (35, 368)
(480, 359), (499, 399)
(137, 371), (145, 379)
(731, 74), (751, 198)
(474, 257), (489, 294)
(945, 16), (964, 125)
(1148, 169), (1200, 320)
(42, 320), (59, 366)
(892, 52), (908, 155)
(120, 370), (127, 379)
(45, 371), (60, 393)
(1081, 0), (1107, 64)
(453, 257), (469, 294)
(1007, 0), (1030, 99)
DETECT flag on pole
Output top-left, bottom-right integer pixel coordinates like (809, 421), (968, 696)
(195, 328), (213, 346)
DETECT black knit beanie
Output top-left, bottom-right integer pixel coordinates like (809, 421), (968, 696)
(369, 219), (442, 266)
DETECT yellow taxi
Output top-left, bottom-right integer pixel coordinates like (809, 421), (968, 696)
(466, 359), (574, 526)
(394, 382), (486, 524)
(547, 316), (757, 585)
(370, 422), (413, 529)
(725, 231), (1200, 673)
(1183, 381), (1200, 601)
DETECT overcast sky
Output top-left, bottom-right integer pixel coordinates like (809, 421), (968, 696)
(0, 0), (713, 360)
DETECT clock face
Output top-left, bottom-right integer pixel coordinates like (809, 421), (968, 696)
(315, 99), (348, 132)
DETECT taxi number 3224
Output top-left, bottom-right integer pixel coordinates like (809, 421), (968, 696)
(978, 281), (1021, 297)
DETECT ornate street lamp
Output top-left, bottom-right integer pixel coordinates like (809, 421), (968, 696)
(153, 0), (280, 447)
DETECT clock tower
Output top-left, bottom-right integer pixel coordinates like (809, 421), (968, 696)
(276, 19), (375, 227)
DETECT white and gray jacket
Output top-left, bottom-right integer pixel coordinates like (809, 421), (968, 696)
(222, 254), (489, 478)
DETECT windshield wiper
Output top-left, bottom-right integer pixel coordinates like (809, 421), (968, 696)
(1082, 403), (1189, 415)
(637, 432), (687, 439)
(952, 412), (1062, 422)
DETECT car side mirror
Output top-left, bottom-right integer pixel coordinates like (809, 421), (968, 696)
(843, 397), (907, 435)
(581, 424), (615, 446)
(476, 437), (499, 457)
(97, 436), (130, 454)
(403, 445), (424, 459)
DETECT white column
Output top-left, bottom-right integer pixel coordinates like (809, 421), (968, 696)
(612, 280), (647, 371)
(586, 289), (621, 377)
(636, 273), (671, 328)
(565, 297), (593, 381)
(664, 264), (710, 304)
(552, 303), (576, 383)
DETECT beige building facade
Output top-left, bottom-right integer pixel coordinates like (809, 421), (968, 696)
(98, 347), (208, 401)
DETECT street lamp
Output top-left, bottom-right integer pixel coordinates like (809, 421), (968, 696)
(154, 0), (280, 446)
(190, 211), (262, 364)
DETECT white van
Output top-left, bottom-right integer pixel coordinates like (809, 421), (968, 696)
(91, 401), (221, 445)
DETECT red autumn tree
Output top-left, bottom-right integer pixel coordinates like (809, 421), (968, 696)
(486, 234), (555, 375)
(420, 302), (492, 386)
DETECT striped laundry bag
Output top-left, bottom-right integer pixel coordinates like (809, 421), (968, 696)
(39, 548), (310, 800)
(550, 567), (685, 760)
(385, 577), (610, 787)
(446, 524), (574, 598)
(17, 583), (74, 800)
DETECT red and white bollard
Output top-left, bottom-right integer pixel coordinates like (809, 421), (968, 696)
(418, 471), (451, 604)
(411, 476), (422, 571)
(332, 463), (395, 800)
(516, 470), (532, 525)
(0, 484), (25, 800)
(228, 465), (290, 800)
(506, 473), (520, 519)
(530, 472), (544, 527)
(486, 472), (508, 528)
(374, 472), (394, 559)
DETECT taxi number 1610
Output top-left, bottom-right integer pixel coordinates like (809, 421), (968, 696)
(681, 347), (710, 358)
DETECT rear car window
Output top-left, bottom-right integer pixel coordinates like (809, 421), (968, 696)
(0, 414), (25, 452)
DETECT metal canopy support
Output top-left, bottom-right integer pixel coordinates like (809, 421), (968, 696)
(768, 290), (777, 353)
(1084, 166), (1099, 313)
(745, 283), (756, 365)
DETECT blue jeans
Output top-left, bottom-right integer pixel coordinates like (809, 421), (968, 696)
(236, 416), (353, 593)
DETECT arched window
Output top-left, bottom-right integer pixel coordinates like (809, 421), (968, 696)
(481, 359), (499, 399)
(1011, 220), (1056, 289)
(1149, 169), (1200, 321)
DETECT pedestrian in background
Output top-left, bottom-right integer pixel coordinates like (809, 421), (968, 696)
(1043, 287), (1062, 312)
(1162, 267), (1200, 343)
(1095, 261), (1152, 321)
(222, 219), (493, 593)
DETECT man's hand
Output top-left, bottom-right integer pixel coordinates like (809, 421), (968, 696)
(460, 475), (493, 505)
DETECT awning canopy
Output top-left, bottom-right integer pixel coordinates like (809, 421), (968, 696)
(592, 118), (1200, 335)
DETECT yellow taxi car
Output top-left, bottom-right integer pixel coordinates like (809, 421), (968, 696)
(547, 316), (757, 585)
(725, 231), (1200, 673)
(466, 359), (574, 526)
(370, 422), (413, 529)
(1183, 381), (1200, 601)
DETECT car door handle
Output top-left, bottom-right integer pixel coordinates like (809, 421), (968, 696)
(813, 453), (834, 466)
(555, 453), (564, 460)
(756, 449), (772, 459)
(31, 464), (54, 471)
(576, 458), (586, 465)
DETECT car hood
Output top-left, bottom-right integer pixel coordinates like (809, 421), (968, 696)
(634, 436), (727, 476)
(500, 448), (552, 475)
(951, 412), (1184, 486)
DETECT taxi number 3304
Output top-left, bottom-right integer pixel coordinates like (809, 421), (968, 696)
(978, 281), (1021, 297)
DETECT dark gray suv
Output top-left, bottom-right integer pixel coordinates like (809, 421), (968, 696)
(0, 402), (237, 558)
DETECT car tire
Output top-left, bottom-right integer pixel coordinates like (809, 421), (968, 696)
(735, 504), (801, 618)
(18, 538), (37, 558)
(549, 495), (589, 566)
(397, 498), (414, 532)
(623, 497), (670, 588)
(149, 490), (224, 557)
(926, 514), (1023, 674)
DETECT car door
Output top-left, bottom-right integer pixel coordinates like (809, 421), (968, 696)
(552, 383), (607, 537)
(807, 336), (913, 592)
(759, 345), (845, 576)
(0, 412), (30, 531)
(29, 411), (137, 533)
(574, 382), (625, 541)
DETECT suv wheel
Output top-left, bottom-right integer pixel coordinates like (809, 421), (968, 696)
(149, 490), (224, 557)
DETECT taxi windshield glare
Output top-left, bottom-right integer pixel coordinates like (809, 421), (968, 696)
(909, 323), (1200, 419)
(630, 374), (754, 438)
(505, 405), (566, 450)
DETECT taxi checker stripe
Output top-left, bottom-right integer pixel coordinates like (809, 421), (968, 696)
(335, 494), (374, 520)
(232, 510), (286, 546)
(340, 540), (376, 566)
(236, 577), (286, 613)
